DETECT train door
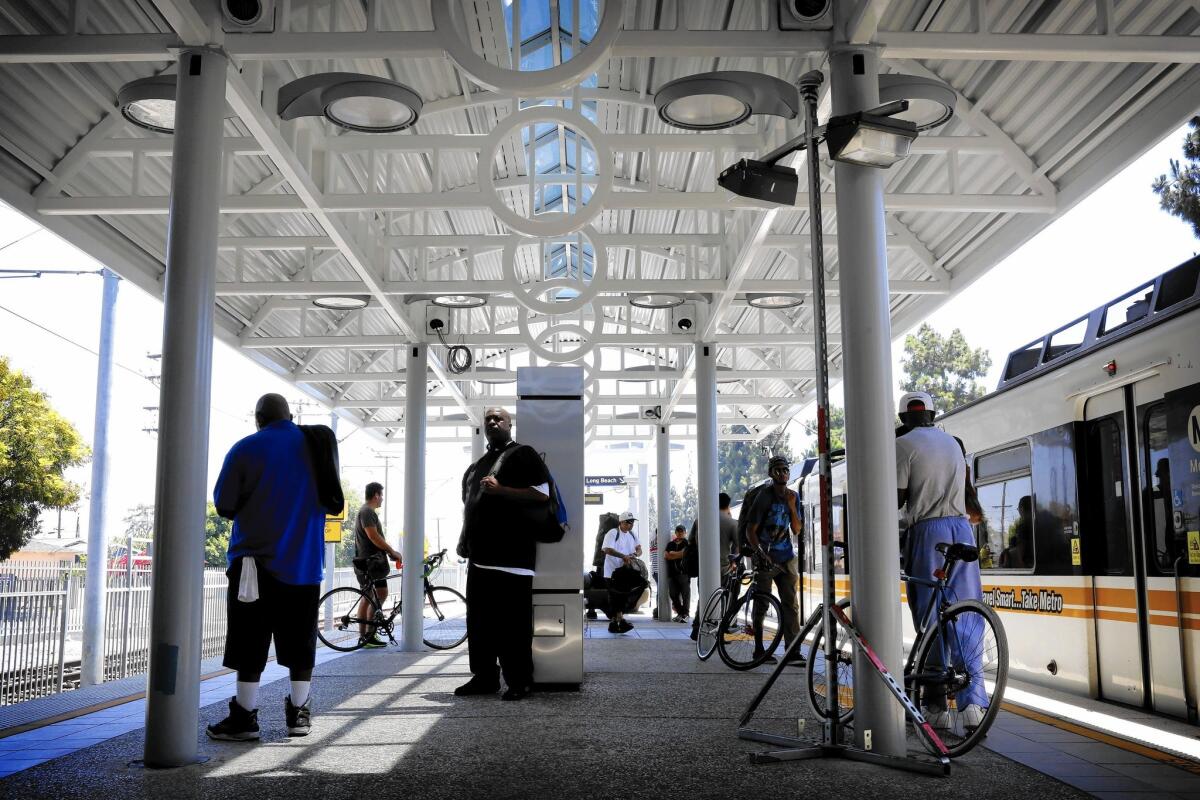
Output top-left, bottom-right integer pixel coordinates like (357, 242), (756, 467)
(1083, 381), (1185, 713)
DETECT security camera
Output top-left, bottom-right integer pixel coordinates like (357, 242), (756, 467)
(221, 0), (276, 33)
(671, 302), (699, 335)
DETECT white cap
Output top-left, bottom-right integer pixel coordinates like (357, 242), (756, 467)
(619, 510), (637, 523)
(898, 391), (935, 414)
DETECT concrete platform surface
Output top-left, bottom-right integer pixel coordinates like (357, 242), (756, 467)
(0, 616), (1099, 800)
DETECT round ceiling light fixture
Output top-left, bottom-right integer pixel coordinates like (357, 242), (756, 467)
(312, 295), (370, 310)
(279, 73), (423, 133)
(746, 292), (805, 309)
(629, 293), (686, 309)
(877, 73), (957, 132)
(118, 75), (179, 134)
(430, 294), (487, 308)
(655, 71), (798, 131)
(471, 366), (515, 385)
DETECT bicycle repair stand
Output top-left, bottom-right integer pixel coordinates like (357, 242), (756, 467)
(735, 70), (949, 779)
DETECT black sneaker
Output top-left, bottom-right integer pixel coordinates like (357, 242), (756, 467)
(585, 609), (598, 620)
(454, 678), (500, 696)
(360, 635), (387, 649)
(607, 620), (620, 633)
(206, 698), (260, 742)
(617, 619), (634, 633)
(285, 694), (311, 737)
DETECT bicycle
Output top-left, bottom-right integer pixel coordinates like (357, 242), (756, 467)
(715, 555), (787, 671)
(804, 541), (1009, 758)
(696, 554), (745, 661)
(317, 549), (468, 652)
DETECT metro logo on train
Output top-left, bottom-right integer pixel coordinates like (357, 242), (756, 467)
(1190, 405), (1200, 453)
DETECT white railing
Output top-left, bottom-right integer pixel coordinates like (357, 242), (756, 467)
(0, 557), (470, 707)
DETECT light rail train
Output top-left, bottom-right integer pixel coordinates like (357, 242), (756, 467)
(798, 255), (1200, 722)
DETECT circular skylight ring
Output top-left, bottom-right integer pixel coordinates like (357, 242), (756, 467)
(502, 226), (608, 315)
(313, 295), (370, 310)
(519, 306), (597, 363)
(432, 0), (626, 96)
(480, 107), (612, 238)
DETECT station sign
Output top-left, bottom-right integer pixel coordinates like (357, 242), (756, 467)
(584, 493), (605, 506)
(585, 476), (626, 487)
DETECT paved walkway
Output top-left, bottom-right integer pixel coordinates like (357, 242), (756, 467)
(0, 614), (1196, 799)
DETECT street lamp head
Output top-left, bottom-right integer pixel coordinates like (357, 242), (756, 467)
(118, 75), (178, 134)
(877, 73), (957, 132)
(824, 111), (918, 168)
(279, 72), (423, 133)
(654, 71), (798, 131)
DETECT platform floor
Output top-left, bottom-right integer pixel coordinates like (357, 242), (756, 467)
(0, 613), (1196, 799)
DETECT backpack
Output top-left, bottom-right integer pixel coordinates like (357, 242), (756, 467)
(684, 520), (699, 578)
(492, 444), (569, 544)
(299, 424), (344, 516)
(593, 513), (619, 570)
(736, 482), (771, 551)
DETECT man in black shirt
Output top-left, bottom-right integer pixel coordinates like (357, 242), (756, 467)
(354, 482), (402, 647)
(664, 524), (690, 622)
(456, 407), (550, 701)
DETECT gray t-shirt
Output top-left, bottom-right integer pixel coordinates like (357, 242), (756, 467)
(354, 505), (385, 558)
(896, 426), (966, 523)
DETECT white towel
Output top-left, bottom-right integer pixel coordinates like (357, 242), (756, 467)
(237, 556), (259, 603)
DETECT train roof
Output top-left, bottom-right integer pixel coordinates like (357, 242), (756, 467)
(940, 255), (1200, 420)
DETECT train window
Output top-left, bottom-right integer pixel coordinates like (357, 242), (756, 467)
(1154, 257), (1200, 310)
(1043, 317), (1088, 363)
(1085, 417), (1130, 574)
(975, 443), (1031, 480)
(975, 475), (1032, 570)
(1143, 404), (1177, 574)
(1002, 341), (1043, 382)
(1099, 283), (1153, 335)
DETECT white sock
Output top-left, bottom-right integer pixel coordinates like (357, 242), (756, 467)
(236, 681), (259, 712)
(290, 680), (311, 708)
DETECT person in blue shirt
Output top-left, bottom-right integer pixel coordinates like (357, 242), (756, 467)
(745, 455), (803, 665)
(207, 393), (328, 741)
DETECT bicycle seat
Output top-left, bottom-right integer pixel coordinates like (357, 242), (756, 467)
(934, 542), (979, 563)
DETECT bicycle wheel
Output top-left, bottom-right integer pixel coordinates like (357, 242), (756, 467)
(806, 606), (856, 724)
(696, 589), (727, 661)
(716, 592), (783, 670)
(911, 598), (1008, 758)
(422, 585), (468, 649)
(317, 586), (377, 652)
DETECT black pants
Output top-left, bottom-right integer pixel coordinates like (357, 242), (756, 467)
(667, 570), (690, 616)
(466, 563), (533, 689)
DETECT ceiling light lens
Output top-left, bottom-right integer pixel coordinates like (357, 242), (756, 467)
(663, 94), (750, 129)
(431, 294), (487, 308)
(833, 127), (913, 167)
(629, 293), (686, 309)
(325, 96), (416, 132)
(313, 296), (369, 310)
(123, 98), (176, 133)
(747, 293), (804, 309)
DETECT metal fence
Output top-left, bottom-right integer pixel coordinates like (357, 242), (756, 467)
(0, 558), (468, 707)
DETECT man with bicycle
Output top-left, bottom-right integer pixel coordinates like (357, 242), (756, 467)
(895, 391), (987, 728)
(354, 482), (403, 648)
(456, 407), (550, 701)
(744, 455), (803, 665)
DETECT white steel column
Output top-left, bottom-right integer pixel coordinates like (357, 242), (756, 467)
(143, 47), (226, 768)
(655, 425), (671, 621)
(830, 44), (905, 757)
(637, 461), (649, 558)
(471, 424), (484, 462)
(694, 343), (720, 604)
(401, 343), (427, 651)
(81, 268), (118, 687)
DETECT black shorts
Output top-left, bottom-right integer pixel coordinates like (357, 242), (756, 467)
(223, 557), (320, 674)
(354, 570), (388, 590)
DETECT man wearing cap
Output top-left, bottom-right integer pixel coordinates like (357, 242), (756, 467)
(895, 391), (987, 727)
(602, 511), (643, 633)
(744, 455), (803, 664)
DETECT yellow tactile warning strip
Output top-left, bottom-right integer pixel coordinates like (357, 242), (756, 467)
(1002, 702), (1200, 774)
(0, 666), (235, 740)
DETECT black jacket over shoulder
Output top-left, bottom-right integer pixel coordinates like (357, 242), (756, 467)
(461, 441), (550, 571)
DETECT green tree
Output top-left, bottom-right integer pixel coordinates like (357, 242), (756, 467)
(204, 502), (232, 567)
(900, 323), (992, 414)
(802, 405), (846, 458)
(0, 358), (89, 559)
(1152, 117), (1200, 237)
(334, 481), (364, 568)
(719, 434), (794, 501)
